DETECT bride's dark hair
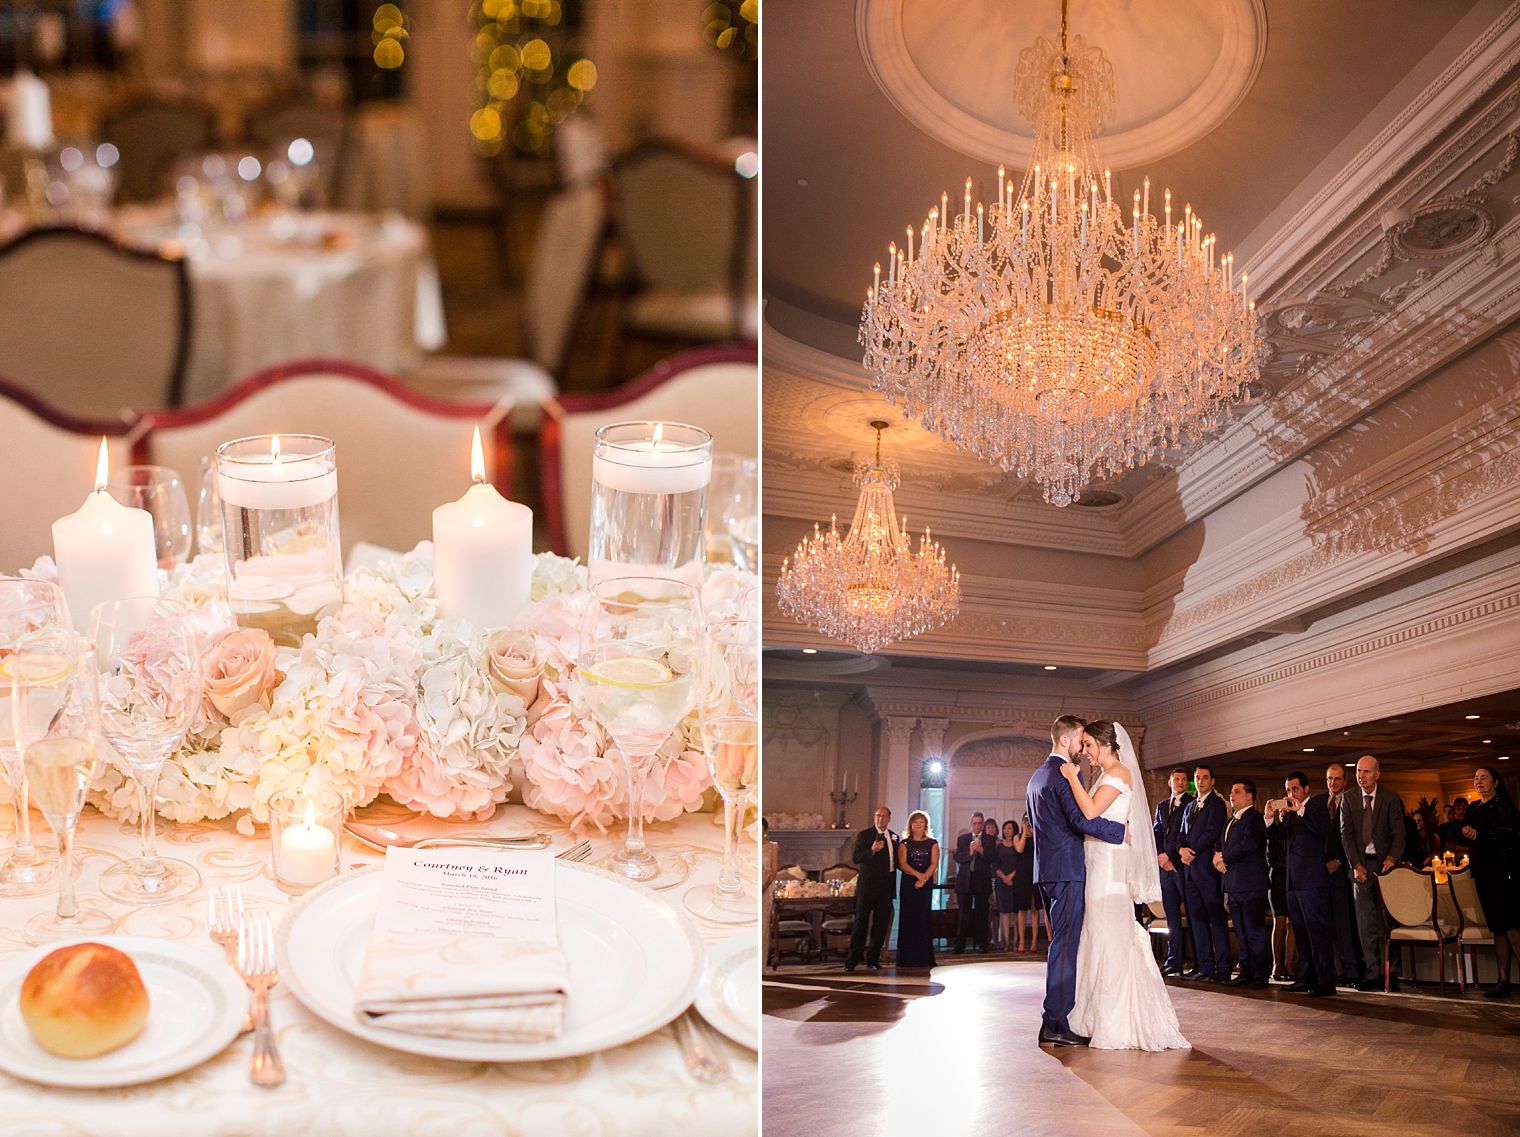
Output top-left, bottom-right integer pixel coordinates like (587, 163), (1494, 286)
(1086, 720), (1121, 755)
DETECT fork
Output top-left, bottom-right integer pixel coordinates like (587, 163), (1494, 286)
(237, 910), (286, 1088)
(208, 886), (253, 1034)
(556, 840), (593, 863)
(673, 1010), (729, 1083)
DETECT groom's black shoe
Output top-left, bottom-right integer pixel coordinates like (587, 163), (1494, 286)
(1160, 964), (1183, 977)
(1285, 981), (1312, 993)
(1037, 1027), (1089, 1047)
(1179, 968), (1202, 979)
(1226, 974), (1253, 987)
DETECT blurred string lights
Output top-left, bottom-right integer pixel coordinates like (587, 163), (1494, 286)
(703, 1), (758, 62)
(372, 4), (409, 70)
(470, 0), (596, 157)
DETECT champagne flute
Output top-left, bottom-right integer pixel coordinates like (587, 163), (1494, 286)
(9, 630), (114, 943)
(106, 465), (193, 570)
(723, 457), (759, 572)
(684, 616), (760, 923)
(579, 578), (702, 882)
(91, 597), (203, 904)
(0, 577), (69, 894)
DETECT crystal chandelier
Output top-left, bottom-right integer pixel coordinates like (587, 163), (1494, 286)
(777, 422), (960, 654)
(859, 0), (1260, 506)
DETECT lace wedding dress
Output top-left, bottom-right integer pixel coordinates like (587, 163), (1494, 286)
(1069, 772), (1190, 1051)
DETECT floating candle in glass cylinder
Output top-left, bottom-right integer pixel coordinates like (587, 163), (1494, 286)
(589, 422), (712, 588)
(51, 440), (159, 631)
(215, 435), (342, 646)
(432, 426), (532, 629)
(269, 787), (341, 893)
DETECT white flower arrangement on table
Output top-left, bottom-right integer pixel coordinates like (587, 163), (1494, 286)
(15, 547), (755, 836)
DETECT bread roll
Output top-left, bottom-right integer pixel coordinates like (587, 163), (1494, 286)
(20, 943), (149, 1058)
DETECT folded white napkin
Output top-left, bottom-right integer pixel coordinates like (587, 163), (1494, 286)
(353, 848), (569, 1042)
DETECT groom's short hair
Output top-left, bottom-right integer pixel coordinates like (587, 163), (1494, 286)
(1051, 714), (1085, 743)
(1170, 766), (1189, 778)
(1233, 778), (1257, 799)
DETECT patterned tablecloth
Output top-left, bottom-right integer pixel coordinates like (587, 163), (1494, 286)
(0, 799), (757, 1137)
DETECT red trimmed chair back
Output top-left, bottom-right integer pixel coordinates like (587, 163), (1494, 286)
(0, 377), (138, 574)
(540, 343), (757, 557)
(136, 360), (513, 557)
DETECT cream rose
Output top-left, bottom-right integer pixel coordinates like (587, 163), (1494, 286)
(483, 630), (542, 710)
(203, 629), (278, 717)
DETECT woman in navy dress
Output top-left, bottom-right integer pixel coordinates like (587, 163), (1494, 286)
(896, 810), (940, 968)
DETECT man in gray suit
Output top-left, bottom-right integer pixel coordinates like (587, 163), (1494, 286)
(1338, 755), (1406, 990)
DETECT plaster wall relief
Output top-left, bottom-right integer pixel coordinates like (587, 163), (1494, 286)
(1134, 543), (1520, 768)
(761, 690), (851, 815)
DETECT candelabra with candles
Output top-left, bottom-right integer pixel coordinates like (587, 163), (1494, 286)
(829, 788), (858, 829)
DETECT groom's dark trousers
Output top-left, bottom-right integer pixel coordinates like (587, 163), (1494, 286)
(1026, 755), (1125, 1034)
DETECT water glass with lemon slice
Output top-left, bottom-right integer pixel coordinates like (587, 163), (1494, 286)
(579, 578), (702, 882)
(0, 577), (70, 895)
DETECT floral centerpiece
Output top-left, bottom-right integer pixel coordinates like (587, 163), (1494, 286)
(13, 546), (755, 836)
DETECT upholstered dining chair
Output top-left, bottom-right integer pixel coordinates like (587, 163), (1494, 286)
(100, 98), (219, 204)
(1381, 866), (1461, 994)
(0, 226), (191, 416)
(401, 184), (604, 428)
(134, 359), (512, 556)
(1446, 867), (1494, 991)
(539, 342), (758, 558)
(0, 377), (137, 575)
(612, 140), (756, 346)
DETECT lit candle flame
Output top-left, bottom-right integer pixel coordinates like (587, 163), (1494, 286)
(470, 425), (486, 483)
(93, 437), (109, 493)
(304, 799), (315, 830)
(271, 435), (282, 472)
(652, 422), (664, 448)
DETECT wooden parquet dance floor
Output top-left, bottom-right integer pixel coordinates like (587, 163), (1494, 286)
(762, 958), (1520, 1136)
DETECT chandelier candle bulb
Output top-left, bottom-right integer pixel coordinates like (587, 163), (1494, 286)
(432, 426), (533, 630)
(52, 439), (159, 632)
(1142, 177), (1150, 220)
(977, 203), (983, 244)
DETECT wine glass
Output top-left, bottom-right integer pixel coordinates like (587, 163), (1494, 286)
(9, 629), (114, 943)
(684, 615), (760, 923)
(106, 465), (193, 570)
(723, 458), (759, 572)
(578, 578), (702, 882)
(91, 597), (203, 904)
(0, 577), (69, 895)
(195, 454), (224, 556)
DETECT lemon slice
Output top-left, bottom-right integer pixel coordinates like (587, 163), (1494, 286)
(582, 656), (674, 690)
(0, 651), (73, 686)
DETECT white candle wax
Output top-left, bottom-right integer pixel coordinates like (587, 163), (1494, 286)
(6, 72), (54, 150)
(592, 439), (712, 495)
(432, 482), (533, 630)
(52, 490), (159, 633)
(218, 459), (337, 510)
(279, 812), (336, 885)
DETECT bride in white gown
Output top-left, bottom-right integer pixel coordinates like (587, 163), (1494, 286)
(1058, 720), (1189, 1052)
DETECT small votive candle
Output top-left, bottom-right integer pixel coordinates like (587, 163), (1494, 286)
(269, 786), (342, 894)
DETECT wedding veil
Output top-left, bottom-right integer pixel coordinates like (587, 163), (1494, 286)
(1114, 722), (1161, 903)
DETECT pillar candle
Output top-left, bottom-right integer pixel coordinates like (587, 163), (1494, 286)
(432, 427), (533, 629)
(52, 440), (159, 631)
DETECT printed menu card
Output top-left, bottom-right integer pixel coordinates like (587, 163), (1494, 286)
(353, 846), (569, 1042)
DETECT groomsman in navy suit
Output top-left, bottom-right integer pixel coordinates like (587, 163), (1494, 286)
(1178, 764), (1231, 981)
(1027, 715), (1126, 1047)
(1267, 770), (1336, 996)
(1153, 767), (1194, 976)
(1214, 778), (1270, 987)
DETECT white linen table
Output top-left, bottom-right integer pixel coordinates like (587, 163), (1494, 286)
(0, 799), (756, 1137)
(110, 207), (447, 406)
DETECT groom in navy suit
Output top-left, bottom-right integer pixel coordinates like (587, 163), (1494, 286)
(1027, 715), (1126, 1047)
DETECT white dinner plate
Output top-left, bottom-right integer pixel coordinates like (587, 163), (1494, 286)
(277, 861), (704, 1062)
(0, 936), (244, 1088)
(695, 933), (758, 1050)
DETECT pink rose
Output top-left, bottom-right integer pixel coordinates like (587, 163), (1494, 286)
(483, 630), (542, 710)
(203, 629), (278, 716)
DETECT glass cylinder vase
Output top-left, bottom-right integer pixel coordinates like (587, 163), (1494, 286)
(215, 435), (342, 646)
(589, 422), (712, 590)
(268, 786), (342, 895)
